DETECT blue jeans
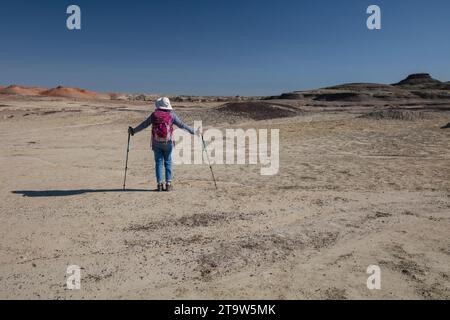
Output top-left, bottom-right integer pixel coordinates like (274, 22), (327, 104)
(152, 142), (173, 184)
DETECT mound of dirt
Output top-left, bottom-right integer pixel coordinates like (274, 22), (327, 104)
(216, 102), (298, 121)
(0, 85), (46, 96)
(40, 86), (102, 99)
(359, 109), (427, 121)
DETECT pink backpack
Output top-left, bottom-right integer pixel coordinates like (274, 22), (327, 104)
(151, 110), (174, 143)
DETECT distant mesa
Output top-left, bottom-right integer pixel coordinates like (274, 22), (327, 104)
(1, 73), (449, 103)
(394, 73), (440, 86)
(393, 73), (448, 90)
(0, 84), (110, 100)
(0, 85), (47, 96)
(40, 86), (102, 99)
(268, 73), (450, 102)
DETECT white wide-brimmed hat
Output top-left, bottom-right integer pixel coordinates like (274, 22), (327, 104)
(155, 97), (173, 110)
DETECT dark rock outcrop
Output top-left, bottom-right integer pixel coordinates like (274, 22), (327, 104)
(313, 92), (370, 102)
(394, 73), (443, 89)
(271, 74), (449, 102)
(216, 102), (297, 121)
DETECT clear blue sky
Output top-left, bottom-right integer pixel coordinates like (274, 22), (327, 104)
(0, 0), (449, 95)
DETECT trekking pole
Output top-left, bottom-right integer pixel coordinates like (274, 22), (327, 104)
(123, 132), (131, 190)
(201, 134), (218, 190)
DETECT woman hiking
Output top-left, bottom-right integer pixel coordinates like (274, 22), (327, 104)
(128, 97), (200, 192)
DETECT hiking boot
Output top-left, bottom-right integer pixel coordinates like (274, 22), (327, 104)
(165, 182), (173, 192)
(157, 183), (164, 192)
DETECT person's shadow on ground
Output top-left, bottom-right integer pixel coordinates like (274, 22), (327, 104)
(12, 189), (154, 197)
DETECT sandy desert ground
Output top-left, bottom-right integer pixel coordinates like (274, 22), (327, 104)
(0, 85), (449, 299)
